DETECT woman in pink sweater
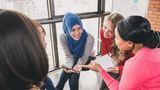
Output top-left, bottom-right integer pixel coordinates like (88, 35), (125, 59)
(82, 16), (160, 90)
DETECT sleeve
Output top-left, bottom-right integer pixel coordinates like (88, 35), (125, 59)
(100, 58), (148, 90)
(118, 65), (124, 75)
(60, 34), (74, 68)
(77, 33), (95, 65)
(100, 69), (119, 90)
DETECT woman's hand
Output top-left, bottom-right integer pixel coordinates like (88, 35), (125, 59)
(73, 65), (82, 73)
(107, 67), (119, 73)
(62, 65), (78, 73)
(81, 61), (103, 72)
(63, 68), (75, 73)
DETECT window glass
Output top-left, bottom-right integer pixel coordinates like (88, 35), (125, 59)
(82, 18), (99, 55)
(42, 24), (55, 71)
(112, 0), (149, 17)
(54, 0), (97, 15)
(0, 0), (48, 19)
(56, 18), (99, 66)
(105, 0), (113, 12)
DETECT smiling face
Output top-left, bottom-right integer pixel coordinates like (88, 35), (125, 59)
(70, 24), (83, 41)
(103, 20), (115, 39)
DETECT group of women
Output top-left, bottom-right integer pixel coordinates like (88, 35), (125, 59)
(0, 9), (160, 90)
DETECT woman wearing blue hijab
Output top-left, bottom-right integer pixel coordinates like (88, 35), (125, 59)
(56, 12), (95, 90)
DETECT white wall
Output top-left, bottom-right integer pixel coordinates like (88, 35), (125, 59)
(108, 0), (149, 17)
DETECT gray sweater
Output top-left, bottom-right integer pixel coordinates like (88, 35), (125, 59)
(60, 33), (95, 68)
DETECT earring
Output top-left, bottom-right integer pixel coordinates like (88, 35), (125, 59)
(29, 84), (40, 90)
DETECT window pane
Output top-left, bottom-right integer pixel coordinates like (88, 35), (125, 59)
(0, 0), (48, 19)
(56, 23), (65, 66)
(56, 18), (99, 66)
(112, 0), (149, 17)
(82, 18), (99, 55)
(54, 0), (97, 15)
(105, 0), (113, 12)
(42, 24), (55, 71)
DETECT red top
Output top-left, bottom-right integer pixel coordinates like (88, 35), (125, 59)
(100, 28), (112, 56)
(100, 47), (160, 90)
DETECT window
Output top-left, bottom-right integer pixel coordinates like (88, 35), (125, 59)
(0, 0), (106, 71)
(42, 24), (55, 70)
(54, 0), (98, 15)
(105, 0), (113, 12)
(0, 0), (49, 19)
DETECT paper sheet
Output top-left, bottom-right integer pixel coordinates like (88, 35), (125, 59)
(95, 54), (116, 71)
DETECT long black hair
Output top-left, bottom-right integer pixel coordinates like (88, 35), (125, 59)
(0, 9), (48, 90)
(117, 16), (160, 48)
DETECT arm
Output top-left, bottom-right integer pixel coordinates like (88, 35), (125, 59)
(60, 34), (74, 68)
(81, 53), (147, 90)
(77, 33), (95, 65)
(81, 61), (119, 90)
(101, 58), (147, 90)
(100, 69), (119, 90)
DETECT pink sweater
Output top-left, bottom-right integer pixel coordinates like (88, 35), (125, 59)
(100, 47), (160, 90)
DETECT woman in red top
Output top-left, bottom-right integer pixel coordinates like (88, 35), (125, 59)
(99, 13), (134, 90)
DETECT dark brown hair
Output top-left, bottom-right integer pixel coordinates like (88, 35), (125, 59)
(0, 9), (48, 90)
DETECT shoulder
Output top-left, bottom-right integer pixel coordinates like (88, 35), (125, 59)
(87, 33), (94, 41)
(99, 28), (104, 34)
(83, 33), (94, 47)
(135, 47), (160, 61)
(59, 33), (68, 44)
(99, 27), (104, 32)
(60, 33), (66, 40)
(134, 47), (152, 59)
(125, 48), (151, 65)
(86, 33), (94, 43)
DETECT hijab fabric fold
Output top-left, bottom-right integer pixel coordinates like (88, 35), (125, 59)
(62, 12), (88, 59)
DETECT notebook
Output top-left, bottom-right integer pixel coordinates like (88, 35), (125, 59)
(95, 54), (116, 72)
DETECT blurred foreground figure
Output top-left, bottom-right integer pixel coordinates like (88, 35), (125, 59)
(0, 9), (48, 90)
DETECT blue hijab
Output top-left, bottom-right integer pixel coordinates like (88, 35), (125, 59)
(63, 12), (88, 59)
